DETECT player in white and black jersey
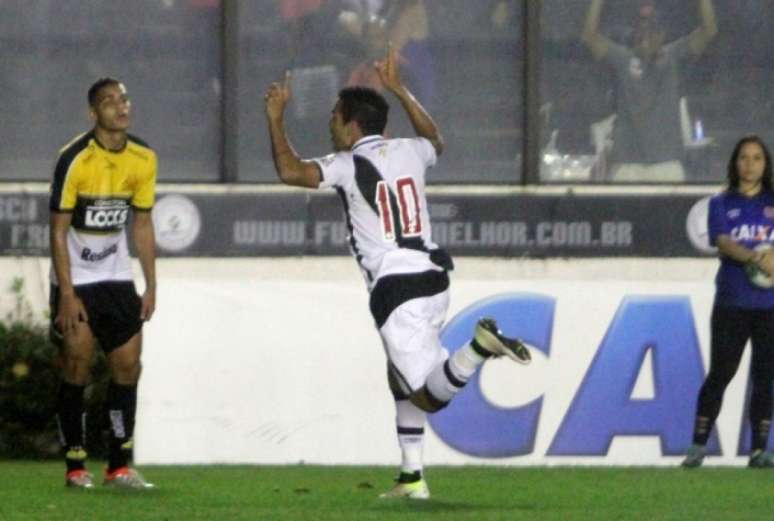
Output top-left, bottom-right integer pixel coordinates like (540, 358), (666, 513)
(265, 46), (532, 499)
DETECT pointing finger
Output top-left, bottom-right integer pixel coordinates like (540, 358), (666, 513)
(387, 41), (397, 64)
(283, 70), (292, 95)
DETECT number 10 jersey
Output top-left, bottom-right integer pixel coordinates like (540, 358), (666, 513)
(313, 135), (444, 290)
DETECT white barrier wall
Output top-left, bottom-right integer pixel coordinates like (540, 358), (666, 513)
(0, 257), (759, 466)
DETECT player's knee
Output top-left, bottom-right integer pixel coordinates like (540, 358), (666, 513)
(60, 347), (91, 365)
(59, 343), (94, 382)
(387, 368), (411, 401)
(706, 370), (735, 389)
(410, 387), (449, 413)
(110, 357), (142, 384)
(60, 356), (92, 385)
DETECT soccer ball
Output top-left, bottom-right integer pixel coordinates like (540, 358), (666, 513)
(745, 243), (774, 289)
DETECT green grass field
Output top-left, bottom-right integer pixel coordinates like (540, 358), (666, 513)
(0, 462), (772, 520)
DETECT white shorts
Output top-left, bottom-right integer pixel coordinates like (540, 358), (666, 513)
(378, 289), (450, 394)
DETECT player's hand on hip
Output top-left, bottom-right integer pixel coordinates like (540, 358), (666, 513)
(375, 43), (404, 94)
(56, 293), (88, 334)
(264, 71), (292, 120)
(140, 290), (156, 321)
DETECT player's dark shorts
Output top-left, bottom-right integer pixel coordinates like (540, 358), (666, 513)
(49, 281), (143, 353)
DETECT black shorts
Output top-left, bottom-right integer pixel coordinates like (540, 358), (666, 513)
(50, 281), (143, 353)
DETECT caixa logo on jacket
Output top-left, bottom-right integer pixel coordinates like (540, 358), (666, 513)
(73, 197), (130, 232)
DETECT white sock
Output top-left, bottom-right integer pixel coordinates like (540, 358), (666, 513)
(425, 345), (486, 402)
(449, 343), (487, 380)
(396, 399), (426, 474)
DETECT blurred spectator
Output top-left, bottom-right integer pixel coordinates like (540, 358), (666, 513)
(490, 0), (518, 33)
(278, 1), (350, 154)
(582, 0), (717, 182)
(343, 0), (435, 109)
(280, 0), (338, 67)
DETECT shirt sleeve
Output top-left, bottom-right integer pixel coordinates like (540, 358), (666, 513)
(312, 152), (354, 189)
(408, 137), (437, 168)
(707, 195), (728, 246)
(49, 152), (79, 212)
(131, 150), (157, 210)
(603, 41), (633, 70)
(663, 36), (692, 63)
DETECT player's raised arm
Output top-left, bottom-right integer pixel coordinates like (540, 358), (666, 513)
(264, 71), (321, 188)
(375, 44), (444, 156)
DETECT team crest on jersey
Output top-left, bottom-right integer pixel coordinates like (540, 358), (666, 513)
(764, 206), (774, 219)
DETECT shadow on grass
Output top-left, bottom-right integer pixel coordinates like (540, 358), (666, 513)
(367, 498), (539, 513)
(74, 487), (165, 499)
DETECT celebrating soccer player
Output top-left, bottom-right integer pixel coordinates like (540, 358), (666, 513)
(264, 45), (533, 498)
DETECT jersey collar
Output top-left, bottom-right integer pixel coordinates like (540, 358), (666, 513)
(92, 130), (128, 153)
(352, 135), (383, 151)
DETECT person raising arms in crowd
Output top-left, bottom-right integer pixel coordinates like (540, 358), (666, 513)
(582, 0), (717, 182)
(683, 136), (774, 468)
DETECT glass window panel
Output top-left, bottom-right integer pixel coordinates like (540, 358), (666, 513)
(0, 0), (222, 182)
(540, 1), (774, 185)
(238, 0), (523, 184)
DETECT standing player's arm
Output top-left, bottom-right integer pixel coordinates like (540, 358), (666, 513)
(581, 0), (609, 60)
(687, 0), (718, 56)
(715, 235), (774, 275)
(375, 44), (444, 156)
(264, 72), (321, 188)
(132, 211), (157, 321)
(50, 211), (88, 332)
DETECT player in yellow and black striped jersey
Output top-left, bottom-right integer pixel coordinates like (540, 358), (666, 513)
(49, 78), (156, 490)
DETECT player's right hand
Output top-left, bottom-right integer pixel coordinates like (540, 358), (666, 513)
(264, 71), (291, 120)
(56, 293), (88, 334)
(375, 43), (404, 94)
(758, 250), (774, 277)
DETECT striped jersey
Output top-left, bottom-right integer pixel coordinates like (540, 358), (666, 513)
(49, 131), (157, 285)
(313, 135), (446, 290)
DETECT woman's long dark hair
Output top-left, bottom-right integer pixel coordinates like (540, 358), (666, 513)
(727, 135), (773, 191)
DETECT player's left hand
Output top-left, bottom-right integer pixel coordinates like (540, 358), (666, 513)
(264, 71), (292, 120)
(140, 290), (156, 321)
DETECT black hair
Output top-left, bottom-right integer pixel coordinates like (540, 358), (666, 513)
(338, 86), (389, 135)
(727, 135), (773, 191)
(87, 77), (121, 107)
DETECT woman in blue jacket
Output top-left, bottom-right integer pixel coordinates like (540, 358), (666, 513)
(683, 135), (774, 468)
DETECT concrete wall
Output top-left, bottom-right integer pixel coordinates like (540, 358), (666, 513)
(3, 256), (759, 466)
